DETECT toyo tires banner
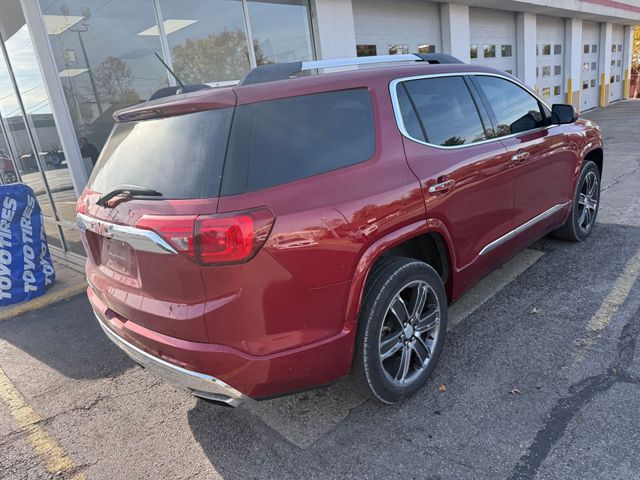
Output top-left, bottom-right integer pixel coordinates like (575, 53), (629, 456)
(0, 183), (55, 306)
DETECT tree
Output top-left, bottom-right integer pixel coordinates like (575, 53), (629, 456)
(62, 83), (93, 129)
(171, 29), (267, 84)
(93, 56), (140, 106)
(633, 27), (640, 73)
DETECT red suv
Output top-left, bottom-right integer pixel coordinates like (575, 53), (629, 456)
(77, 54), (603, 406)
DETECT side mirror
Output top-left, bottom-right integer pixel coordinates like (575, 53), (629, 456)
(551, 104), (578, 124)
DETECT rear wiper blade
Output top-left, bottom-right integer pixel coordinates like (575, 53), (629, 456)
(96, 185), (163, 207)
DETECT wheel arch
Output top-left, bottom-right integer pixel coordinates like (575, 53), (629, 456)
(584, 147), (603, 176)
(344, 219), (456, 333)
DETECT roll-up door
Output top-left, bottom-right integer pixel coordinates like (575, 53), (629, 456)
(352, 0), (441, 57)
(536, 16), (565, 105)
(610, 24), (624, 102)
(469, 8), (517, 75)
(581, 22), (600, 111)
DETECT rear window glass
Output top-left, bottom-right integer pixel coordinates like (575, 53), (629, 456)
(88, 108), (232, 198)
(222, 88), (375, 194)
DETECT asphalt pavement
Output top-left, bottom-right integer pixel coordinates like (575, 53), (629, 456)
(0, 100), (639, 480)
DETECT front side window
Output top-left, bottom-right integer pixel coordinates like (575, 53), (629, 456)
(473, 76), (546, 137)
(399, 77), (488, 146)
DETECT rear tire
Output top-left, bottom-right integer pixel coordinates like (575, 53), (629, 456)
(352, 257), (447, 404)
(553, 160), (600, 242)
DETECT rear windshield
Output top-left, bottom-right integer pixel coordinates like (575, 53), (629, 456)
(88, 108), (232, 198)
(221, 88), (375, 194)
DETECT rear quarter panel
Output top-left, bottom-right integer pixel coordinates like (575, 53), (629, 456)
(216, 74), (425, 350)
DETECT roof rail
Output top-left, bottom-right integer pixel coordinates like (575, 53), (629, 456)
(240, 53), (463, 86)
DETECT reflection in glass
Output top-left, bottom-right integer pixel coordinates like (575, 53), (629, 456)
(38, 0), (168, 169)
(0, 30), (55, 211)
(160, 0), (250, 84)
(0, 127), (18, 184)
(404, 77), (488, 146)
(474, 76), (545, 137)
(3, 16), (77, 227)
(247, 0), (314, 64)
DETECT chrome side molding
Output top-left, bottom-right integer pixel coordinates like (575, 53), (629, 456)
(479, 202), (569, 256)
(76, 213), (177, 255)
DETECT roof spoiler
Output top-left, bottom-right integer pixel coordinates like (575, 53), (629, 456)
(148, 84), (212, 101)
(240, 53), (464, 86)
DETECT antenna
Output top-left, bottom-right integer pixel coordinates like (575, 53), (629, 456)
(154, 52), (185, 89)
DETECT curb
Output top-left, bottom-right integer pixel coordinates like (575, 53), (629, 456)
(0, 282), (87, 321)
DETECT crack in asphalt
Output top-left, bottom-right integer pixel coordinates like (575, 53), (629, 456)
(507, 302), (640, 480)
(600, 156), (640, 193)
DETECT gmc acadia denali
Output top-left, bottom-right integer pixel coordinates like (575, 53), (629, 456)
(77, 54), (603, 406)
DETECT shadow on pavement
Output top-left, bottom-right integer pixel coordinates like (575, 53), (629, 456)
(0, 294), (132, 380)
(186, 224), (640, 480)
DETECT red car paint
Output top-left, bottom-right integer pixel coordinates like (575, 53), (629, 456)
(78, 62), (603, 399)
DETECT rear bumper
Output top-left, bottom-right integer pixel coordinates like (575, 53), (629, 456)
(95, 312), (250, 407)
(88, 285), (355, 399)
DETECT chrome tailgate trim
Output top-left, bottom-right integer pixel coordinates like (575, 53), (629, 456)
(77, 213), (177, 255)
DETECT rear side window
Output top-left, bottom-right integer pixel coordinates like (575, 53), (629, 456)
(396, 84), (426, 143)
(399, 77), (488, 147)
(473, 76), (546, 136)
(222, 89), (374, 194)
(89, 109), (232, 198)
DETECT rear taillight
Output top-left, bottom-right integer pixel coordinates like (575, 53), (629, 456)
(135, 208), (274, 266)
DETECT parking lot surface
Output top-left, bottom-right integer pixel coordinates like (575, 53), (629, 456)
(1, 101), (640, 480)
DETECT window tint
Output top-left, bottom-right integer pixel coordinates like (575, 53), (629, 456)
(223, 89), (375, 193)
(396, 84), (425, 142)
(401, 77), (488, 146)
(474, 76), (546, 137)
(89, 109), (233, 198)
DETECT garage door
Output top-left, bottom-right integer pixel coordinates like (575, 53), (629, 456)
(352, 0), (440, 57)
(536, 16), (565, 105)
(469, 8), (517, 75)
(581, 22), (600, 111)
(610, 24), (624, 102)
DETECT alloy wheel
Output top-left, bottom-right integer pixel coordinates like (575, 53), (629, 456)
(378, 280), (441, 386)
(577, 170), (599, 231)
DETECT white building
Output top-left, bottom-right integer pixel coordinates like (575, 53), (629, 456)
(0, 0), (638, 262)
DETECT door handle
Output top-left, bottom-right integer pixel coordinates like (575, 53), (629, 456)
(428, 178), (456, 194)
(511, 151), (530, 163)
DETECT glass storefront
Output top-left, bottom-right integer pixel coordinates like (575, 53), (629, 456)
(0, 0), (74, 254)
(0, 0), (315, 261)
(39, 0), (316, 170)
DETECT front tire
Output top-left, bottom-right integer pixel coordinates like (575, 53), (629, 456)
(554, 160), (600, 242)
(352, 257), (447, 404)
